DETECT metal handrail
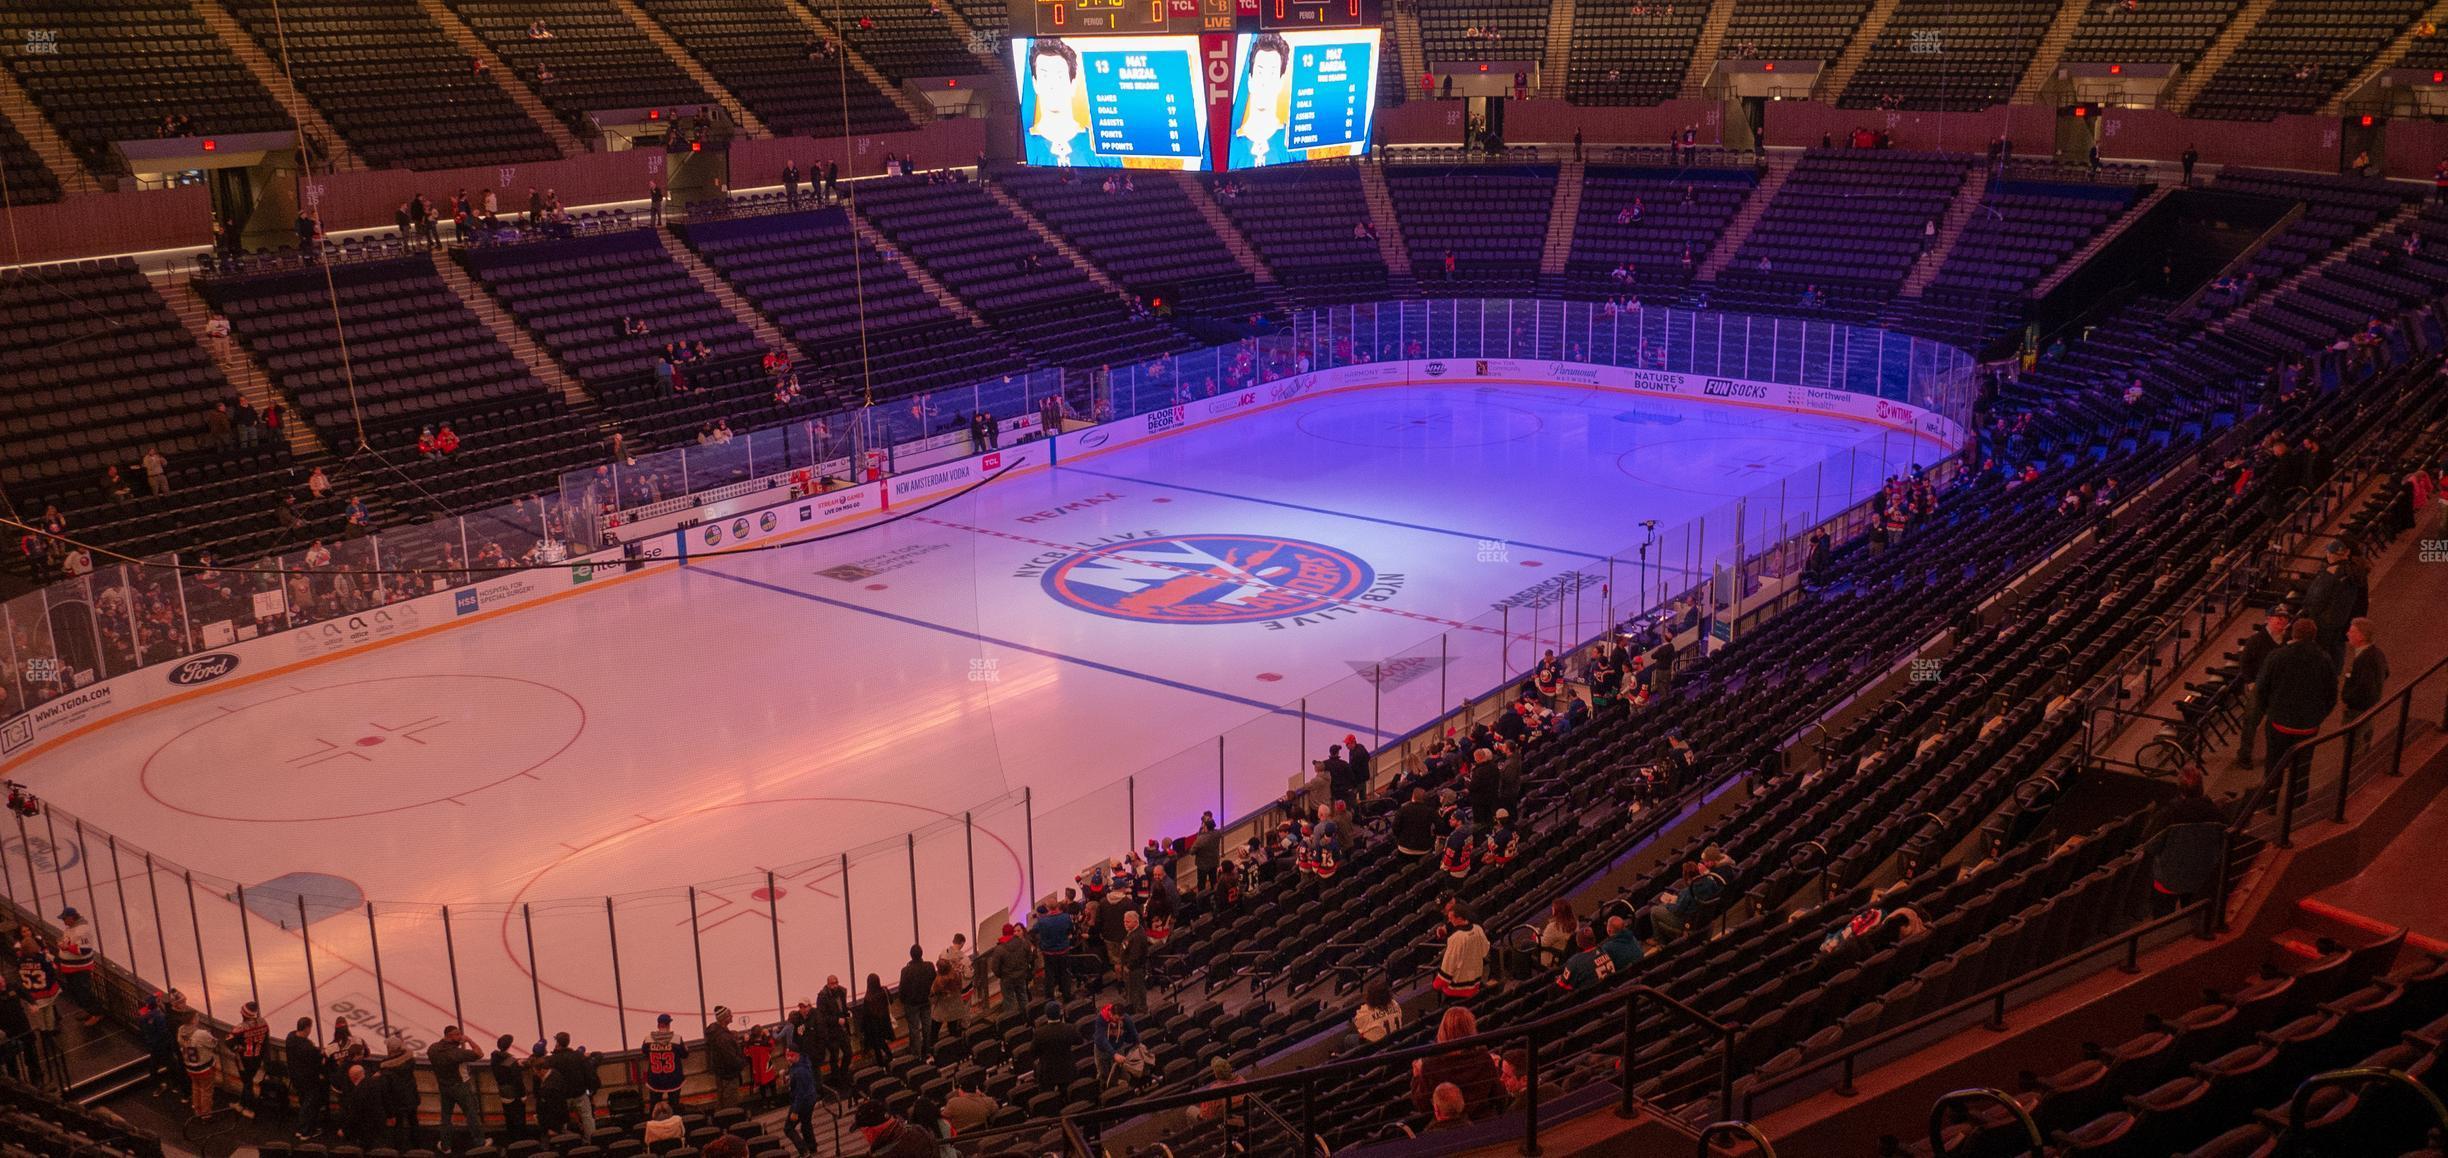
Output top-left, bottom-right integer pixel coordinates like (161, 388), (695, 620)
(947, 982), (1736, 1154)
(1696, 1119), (1778, 1156)
(2278, 1067), (2448, 1154)
(2264, 647), (2448, 848)
(1736, 898), (2212, 1118)
(1927, 1088), (2043, 1157)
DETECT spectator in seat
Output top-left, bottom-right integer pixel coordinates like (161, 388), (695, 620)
(1409, 1007), (1499, 1117)
(934, 934), (973, 1042)
(1557, 925), (1610, 992)
(2144, 766), (2229, 906)
(2255, 618), (2335, 811)
(1602, 913), (1646, 970)
(435, 423), (460, 456)
(987, 922), (1037, 1021)
(1344, 974), (1405, 1052)
(898, 946), (937, 1059)
(853, 1100), (936, 1157)
(340, 1064), (384, 1143)
(1645, 859), (1724, 940)
(1438, 815), (1476, 880)
(290, 1018), (330, 1140)
(857, 974), (894, 1066)
(2341, 617), (2388, 724)
(2233, 608), (2291, 770)
(1433, 900), (1490, 1004)
(1499, 1048), (1562, 1115)
(945, 1071), (999, 1132)
(1032, 1001), (1078, 1092)
(1536, 899), (1576, 968)
(643, 1103), (683, 1145)
(528, 19), (553, 39)
(1091, 1003), (1143, 1089)
(484, 1032), (522, 1141)
(782, 1049), (821, 1148)
(1427, 1082), (1469, 1130)
(1393, 787), (1438, 857)
(704, 1005), (745, 1109)
(2301, 542), (2366, 672)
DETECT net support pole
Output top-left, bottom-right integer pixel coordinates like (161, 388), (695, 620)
(841, 854), (857, 990)
(236, 883), (260, 1011)
(442, 905), (463, 1030)
(142, 856), (169, 1005)
(15, 813), (40, 917)
(362, 902), (381, 1032)
(107, 837), (136, 987)
(523, 903), (544, 1043)
(689, 887), (708, 1034)
(39, 810), (66, 907)
(767, 872), (785, 1021)
(605, 897), (626, 1047)
(73, 820), (107, 976)
(183, 873), (211, 1019)
(299, 895), (323, 1043)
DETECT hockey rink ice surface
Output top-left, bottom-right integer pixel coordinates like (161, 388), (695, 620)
(10, 383), (1940, 1050)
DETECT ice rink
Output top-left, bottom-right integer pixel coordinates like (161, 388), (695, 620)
(7, 382), (1939, 1052)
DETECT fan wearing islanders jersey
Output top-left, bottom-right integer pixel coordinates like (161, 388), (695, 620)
(14, 929), (60, 1037)
(53, 908), (101, 1027)
(641, 1013), (688, 1113)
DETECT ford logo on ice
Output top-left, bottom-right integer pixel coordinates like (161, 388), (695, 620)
(168, 653), (241, 686)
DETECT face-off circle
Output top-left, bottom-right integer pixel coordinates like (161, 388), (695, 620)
(501, 797), (1027, 1022)
(1039, 534), (1376, 625)
(140, 675), (585, 821)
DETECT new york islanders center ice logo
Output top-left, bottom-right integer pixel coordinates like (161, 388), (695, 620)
(1040, 534), (1376, 625)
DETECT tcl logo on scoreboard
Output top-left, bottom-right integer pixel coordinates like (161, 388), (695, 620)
(1203, 33), (1237, 169)
(1167, 0), (1198, 14)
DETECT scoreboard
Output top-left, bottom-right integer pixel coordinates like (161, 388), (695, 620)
(1008, 0), (1379, 169)
(1260, 0), (1370, 29)
(1009, 0), (1372, 37)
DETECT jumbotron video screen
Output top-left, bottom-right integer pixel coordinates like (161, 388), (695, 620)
(1008, 0), (1379, 169)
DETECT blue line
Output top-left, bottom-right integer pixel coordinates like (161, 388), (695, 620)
(690, 566), (1382, 737)
(1057, 465), (1613, 561)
